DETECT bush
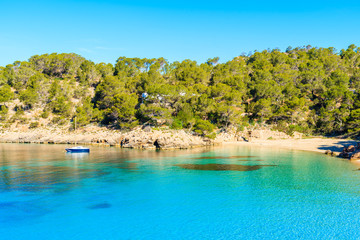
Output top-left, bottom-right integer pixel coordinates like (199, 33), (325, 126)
(0, 105), (8, 121)
(118, 120), (139, 130)
(193, 119), (215, 136)
(170, 118), (183, 130)
(205, 132), (217, 139)
(29, 121), (39, 128)
(272, 121), (312, 136)
(14, 106), (24, 116)
(40, 110), (49, 119)
(237, 124), (245, 132)
(17, 117), (28, 124)
(52, 116), (67, 125)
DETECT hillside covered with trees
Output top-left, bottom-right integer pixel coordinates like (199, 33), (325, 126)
(1, 45), (360, 137)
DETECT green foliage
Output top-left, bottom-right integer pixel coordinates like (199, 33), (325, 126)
(51, 116), (67, 125)
(0, 68), (7, 85)
(177, 103), (195, 128)
(0, 85), (14, 103)
(30, 53), (85, 77)
(77, 60), (101, 86)
(96, 63), (114, 78)
(193, 119), (215, 136)
(40, 110), (49, 119)
(0, 105), (8, 121)
(137, 104), (173, 126)
(51, 95), (72, 117)
(171, 118), (183, 130)
(104, 92), (138, 126)
(2, 46), (360, 136)
(73, 97), (101, 128)
(14, 106), (24, 116)
(29, 121), (40, 129)
(6, 61), (37, 90)
(205, 132), (217, 139)
(347, 109), (360, 132)
(19, 88), (38, 108)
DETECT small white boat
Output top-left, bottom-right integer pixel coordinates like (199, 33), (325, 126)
(65, 146), (90, 153)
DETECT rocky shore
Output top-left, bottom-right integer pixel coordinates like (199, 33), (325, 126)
(0, 126), (216, 150)
(336, 143), (360, 161)
(0, 126), (302, 150)
(1, 125), (360, 161)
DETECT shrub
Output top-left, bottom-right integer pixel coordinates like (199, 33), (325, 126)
(205, 132), (217, 139)
(14, 106), (24, 116)
(29, 121), (39, 128)
(0, 105), (8, 121)
(170, 118), (183, 130)
(193, 119), (215, 136)
(40, 110), (49, 119)
(52, 116), (67, 125)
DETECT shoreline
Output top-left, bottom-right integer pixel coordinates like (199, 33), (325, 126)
(223, 138), (358, 155)
(0, 127), (357, 155)
(0, 127), (216, 150)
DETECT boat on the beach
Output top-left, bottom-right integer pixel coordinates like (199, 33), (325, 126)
(65, 146), (90, 153)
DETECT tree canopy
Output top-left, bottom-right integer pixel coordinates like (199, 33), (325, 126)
(1, 46), (360, 137)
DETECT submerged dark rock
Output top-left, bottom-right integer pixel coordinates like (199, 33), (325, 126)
(238, 159), (264, 162)
(114, 162), (138, 170)
(0, 202), (17, 208)
(325, 150), (337, 157)
(175, 163), (276, 171)
(191, 156), (256, 160)
(0, 166), (109, 192)
(88, 203), (112, 209)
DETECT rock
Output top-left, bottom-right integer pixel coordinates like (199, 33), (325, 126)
(350, 152), (360, 161)
(121, 138), (130, 147)
(108, 139), (116, 146)
(330, 152), (337, 157)
(153, 139), (164, 149)
(347, 145), (356, 152)
(324, 150), (332, 155)
(339, 151), (350, 158)
(0, 126), (218, 150)
(143, 126), (151, 132)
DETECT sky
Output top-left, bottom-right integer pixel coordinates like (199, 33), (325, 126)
(1, 0), (360, 66)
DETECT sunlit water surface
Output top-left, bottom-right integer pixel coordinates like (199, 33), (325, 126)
(1, 143), (360, 239)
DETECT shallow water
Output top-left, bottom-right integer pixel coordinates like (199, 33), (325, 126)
(1, 143), (360, 239)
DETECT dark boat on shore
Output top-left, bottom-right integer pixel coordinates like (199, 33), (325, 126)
(65, 146), (90, 153)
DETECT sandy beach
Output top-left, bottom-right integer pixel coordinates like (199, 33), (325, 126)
(224, 138), (359, 154)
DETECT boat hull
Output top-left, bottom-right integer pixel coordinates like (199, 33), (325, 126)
(65, 148), (90, 153)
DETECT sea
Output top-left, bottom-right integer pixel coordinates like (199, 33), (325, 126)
(0, 143), (360, 239)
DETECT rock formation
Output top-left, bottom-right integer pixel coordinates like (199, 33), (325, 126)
(0, 125), (301, 150)
(0, 126), (216, 150)
(338, 144), (360, 160)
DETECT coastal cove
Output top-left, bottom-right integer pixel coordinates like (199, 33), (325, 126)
(3, 1), (360, 239)
(1, 143), (360, 239)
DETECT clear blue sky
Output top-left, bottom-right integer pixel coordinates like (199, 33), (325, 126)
(1, 0), (360, 66)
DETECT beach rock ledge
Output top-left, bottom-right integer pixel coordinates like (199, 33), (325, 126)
(338, 143), (360, 160)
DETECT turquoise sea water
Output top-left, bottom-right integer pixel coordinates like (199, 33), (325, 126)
(1, 143), (360, 239)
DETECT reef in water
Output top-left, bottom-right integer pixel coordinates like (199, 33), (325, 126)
(191, 156), (256, 160)
(88, 203), (112, 209)
(175, 163), (276, 171)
